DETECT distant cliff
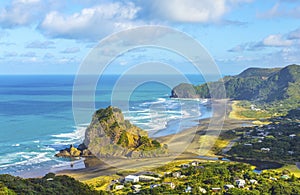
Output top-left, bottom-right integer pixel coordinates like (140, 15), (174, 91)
(171, 64), (300, 104)
(56, 106), (167, 158)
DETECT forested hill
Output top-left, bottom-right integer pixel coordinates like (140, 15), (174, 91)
(171, 64), (300, 104)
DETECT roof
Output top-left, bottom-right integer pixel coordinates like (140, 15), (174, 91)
(125, 175), (139, 179)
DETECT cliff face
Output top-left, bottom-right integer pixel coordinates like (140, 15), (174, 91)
(83, 106), (168, 158)
(171, 83), (199, 99)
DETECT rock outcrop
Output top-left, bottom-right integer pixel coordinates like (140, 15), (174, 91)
(55, 144), (93, 158)
(56, 106), (168, 159)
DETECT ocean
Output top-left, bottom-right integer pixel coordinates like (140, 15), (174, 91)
(0, 75), (211, 177)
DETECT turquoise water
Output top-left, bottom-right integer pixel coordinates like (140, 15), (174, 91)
(0, 75), (211, 177)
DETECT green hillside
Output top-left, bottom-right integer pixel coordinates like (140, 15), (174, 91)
(171, 64), (300, 113)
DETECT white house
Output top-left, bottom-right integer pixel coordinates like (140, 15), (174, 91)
(185, 186), (192, 193)
(249, 179), (258, 184)
(172, 172), (181, 178)
(162, 182), (175, 189)
(289, 134), (296, 138)
(224, 184), (235, 190)
(199, 187), (207, 194)
(261, 147), (270, 152)
(190, 161), (199, 166)
(115, 185), (124, 190)
(235, 179), (246, 188)
(211, 187), (221, 192)
(150, 184), (160, 189)
(125, 175), (139, 183)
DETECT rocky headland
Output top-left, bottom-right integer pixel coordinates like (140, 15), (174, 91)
(56, 106), (168, 159)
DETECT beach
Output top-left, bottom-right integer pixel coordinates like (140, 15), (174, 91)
(57, 100), (254, 181)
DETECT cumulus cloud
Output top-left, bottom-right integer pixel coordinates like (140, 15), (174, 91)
(262, 34), (293, 47)
(26, 40), (55, 49)
(0, 0), (44, 27)
(149, 0), (227, 23)
(137, 0), (252, 23)
(39, 2), (141, 40)
(37, 0), (253, 40)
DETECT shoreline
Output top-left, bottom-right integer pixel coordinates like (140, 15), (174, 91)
(57, 100), (256, 181)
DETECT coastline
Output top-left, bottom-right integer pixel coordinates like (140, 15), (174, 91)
(57, 100), (254, 181)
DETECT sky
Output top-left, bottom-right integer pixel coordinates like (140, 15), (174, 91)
(0, 0), (300, 75)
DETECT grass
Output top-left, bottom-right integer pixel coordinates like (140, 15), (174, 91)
(252, 120), (271, 125)
(150, 160), (191, 174)
(229, 101), (272, 121)
(83, 175), (119, 191)
(210, 138), (230, 156)
(274, 164), (300, 178)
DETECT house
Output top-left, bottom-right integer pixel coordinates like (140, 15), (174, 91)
(131, 184), (141, 190)
(270, 177), (277, 181)
(211, 187), (221, 192)
(162, 182), (175, 189)
(125, 175), (139, 183)
(181, 164), (190, 169)
(190, 161), (199, 166)
(199, 187), (207, 194)
(281, 175), (290, 180)
(131, 185), (141, 193)
(289, 134), (296, 138)
(288, 151), (294, 155)
(261, 147), (270, 152)
(150, 184), (160, 189)
(46, 178), (54, 181)
(235, 179), (246, 188)
(185, 186), (192, 193)
(249, 179), (258, 184)
(244, 143), (253, 146)
(172, 171), (181, 178)
(224, 184), (235, 190)
(115, 185), (124, 190)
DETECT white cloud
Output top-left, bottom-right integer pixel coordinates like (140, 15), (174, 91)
(0, 0), (43, 27)
(38, 0), (254, 40)
(140, 0), (253, 23)
(39, 2), (141, 40)
(229, 33), (295, 52)
(151, 0), (226, 23)
(262, 34), (293, 47)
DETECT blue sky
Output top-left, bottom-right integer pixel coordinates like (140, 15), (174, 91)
(0, 0), (299, 75)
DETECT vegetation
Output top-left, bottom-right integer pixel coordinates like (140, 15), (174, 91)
(172, 64), (300, 116)
(110, 161), (300, 194)
(0, 173), (103, 195)
(227, 109), (300, 164)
